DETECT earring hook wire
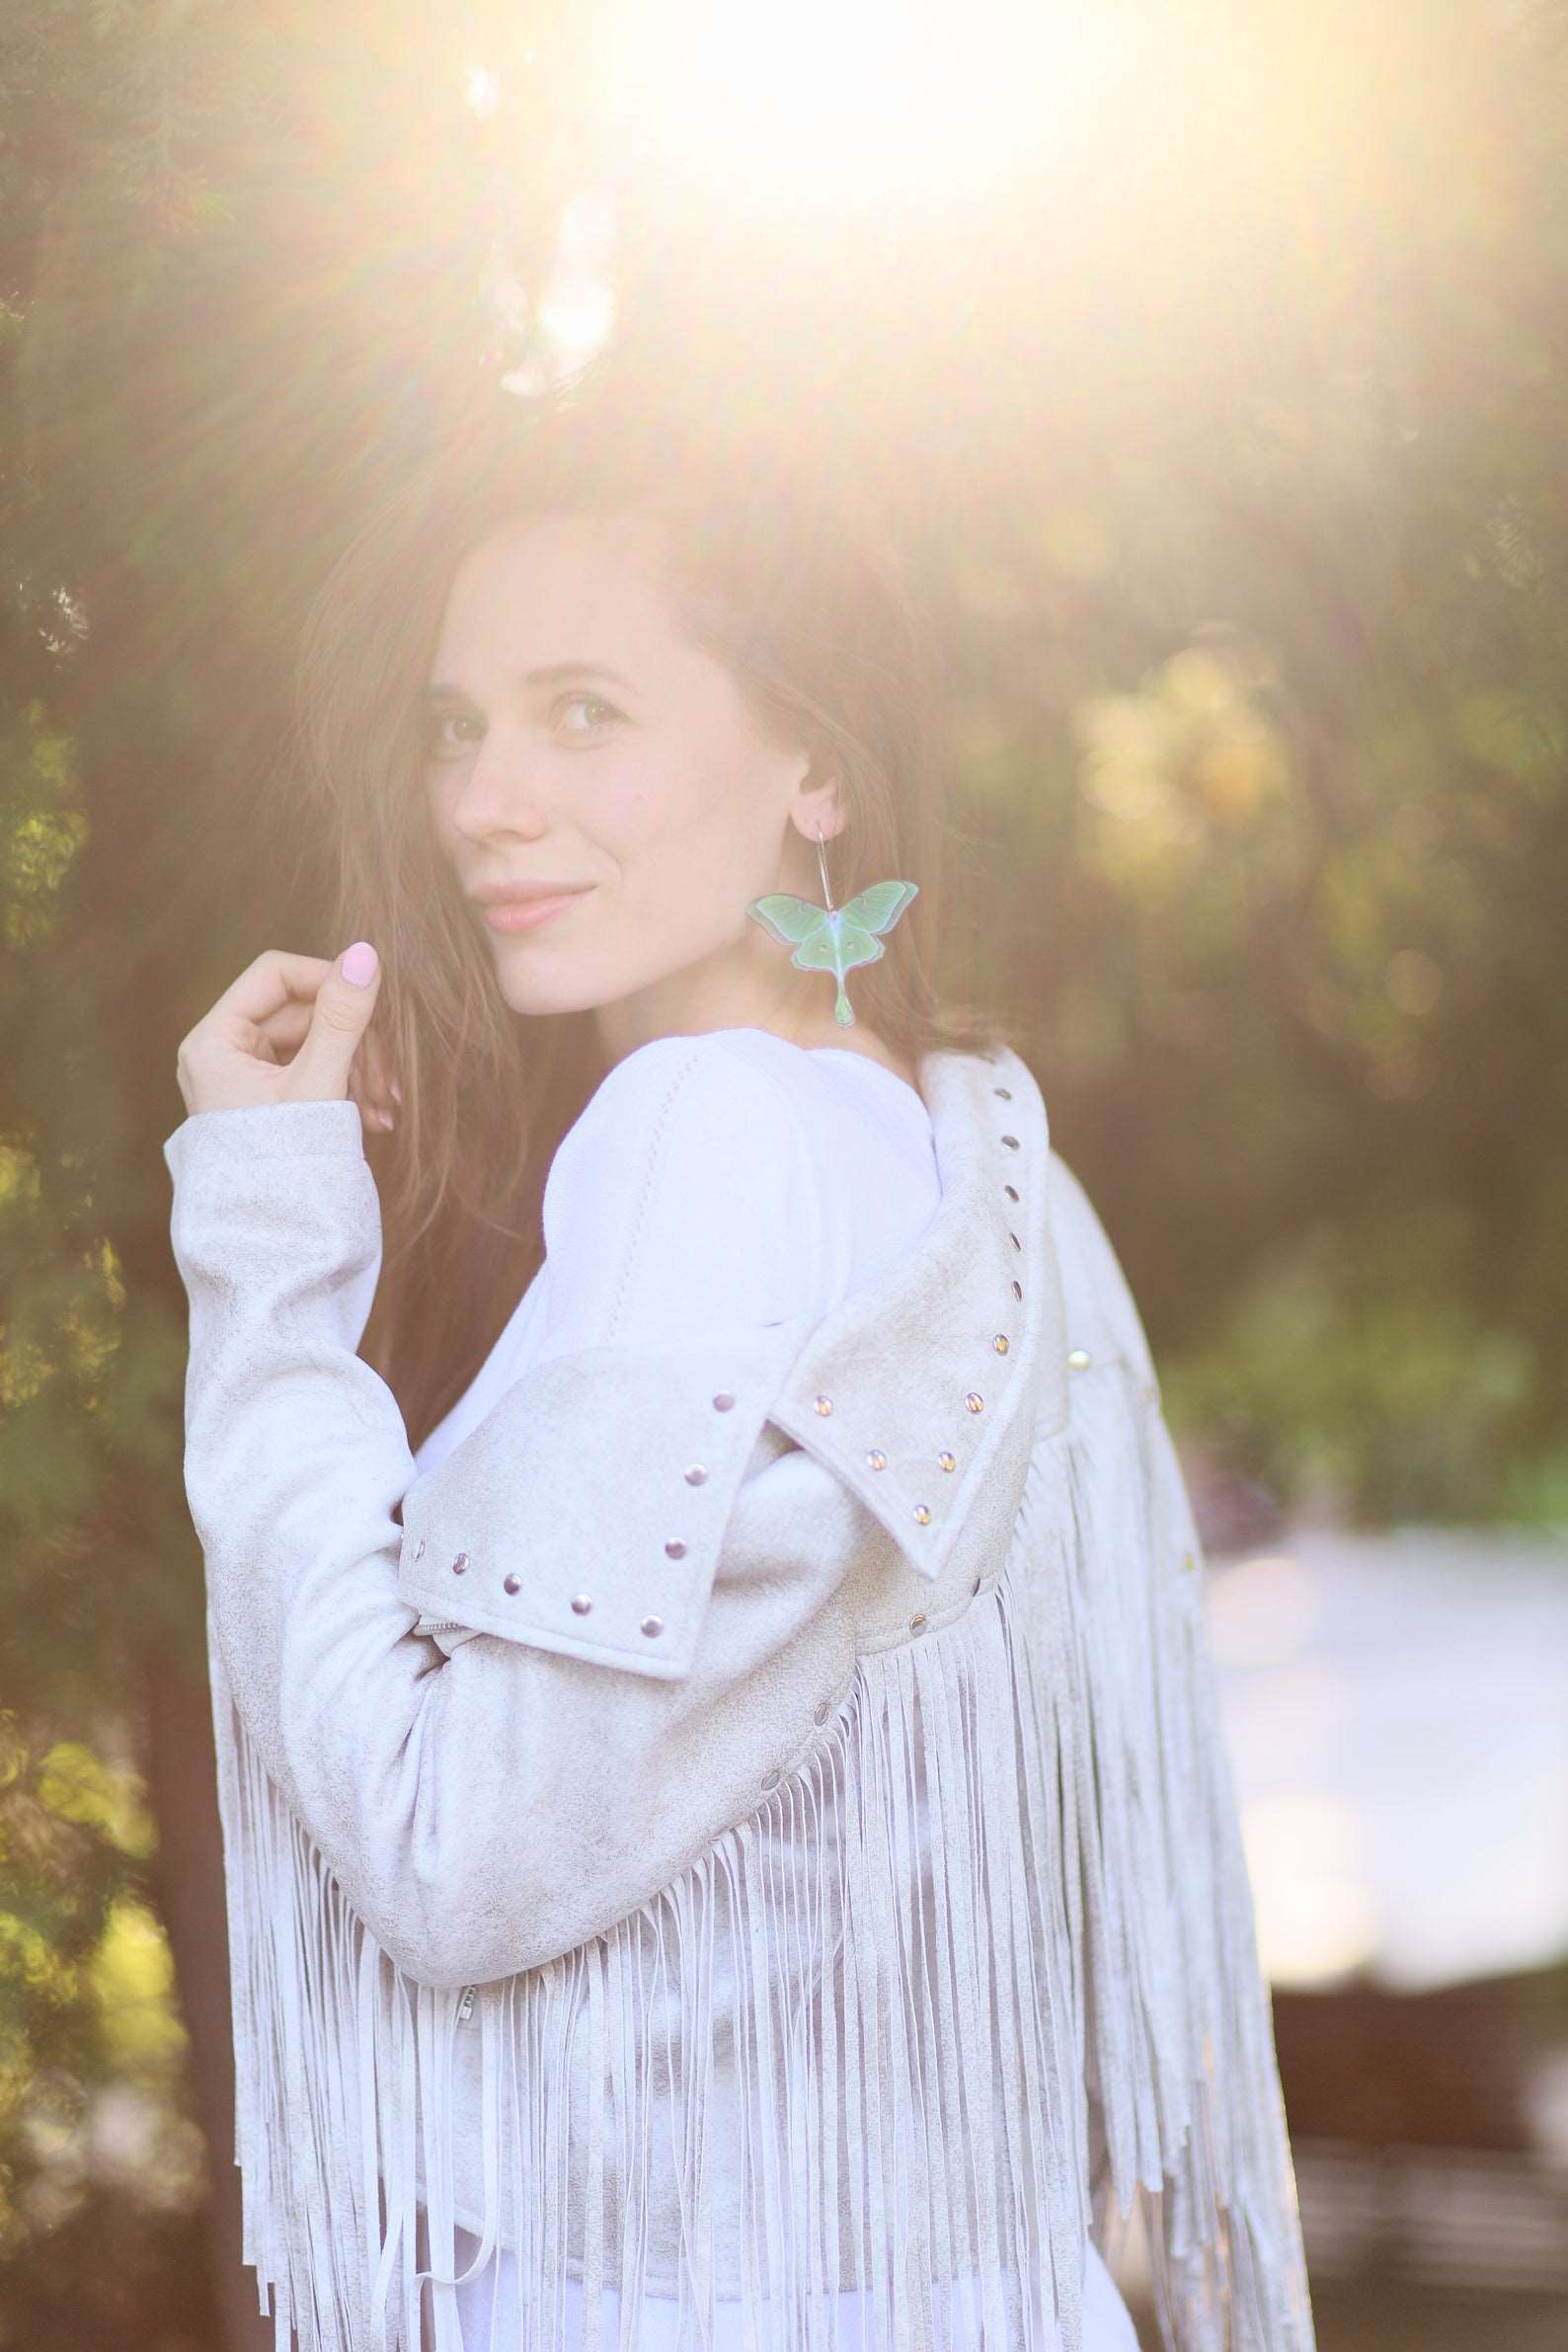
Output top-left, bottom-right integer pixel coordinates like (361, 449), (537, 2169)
(815, 823), (834, 912)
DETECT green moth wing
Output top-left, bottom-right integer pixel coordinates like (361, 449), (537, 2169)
(839, 880), (920, 934)
(745, 893), (825, 947)
(744, 878), (919, 1027)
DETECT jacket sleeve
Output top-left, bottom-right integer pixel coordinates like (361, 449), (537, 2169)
(162, 1042), (882, 1989)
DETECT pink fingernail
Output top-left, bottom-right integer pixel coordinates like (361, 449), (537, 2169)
(342, 940), (378, 986)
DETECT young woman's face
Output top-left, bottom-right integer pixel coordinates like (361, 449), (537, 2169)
(423, 509), (839, 1060)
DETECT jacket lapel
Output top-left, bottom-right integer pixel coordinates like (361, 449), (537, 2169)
(396, 1040), (1069, 1631)
(768, 1039), (1068, 1581)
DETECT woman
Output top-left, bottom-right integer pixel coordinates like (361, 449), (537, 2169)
(161, 380), (1317, 2350)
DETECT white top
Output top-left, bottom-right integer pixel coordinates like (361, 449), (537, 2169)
(413, 1025), (1138, 2350)
(414, 1027), (943, 1478)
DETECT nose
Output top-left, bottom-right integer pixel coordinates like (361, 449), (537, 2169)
(441, 729), (553, 845)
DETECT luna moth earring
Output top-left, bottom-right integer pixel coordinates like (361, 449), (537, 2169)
(745, 822), (919, 1029)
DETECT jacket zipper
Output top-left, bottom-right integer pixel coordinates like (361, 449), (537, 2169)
(456, 1984), (478, 2022)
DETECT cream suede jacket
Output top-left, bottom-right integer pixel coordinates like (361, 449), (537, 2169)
(162, 1037), (1316, 2352)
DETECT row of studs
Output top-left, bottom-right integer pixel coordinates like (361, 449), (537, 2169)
(408, 1386), (746, 1643)
(418, 1071), (1171, 1816)
(409, 1082), (1178, 1665)
(800, 1084), (1027, 1532)
(426, 1069), (1189, 1814)
(756, 1082), (1028, 1784)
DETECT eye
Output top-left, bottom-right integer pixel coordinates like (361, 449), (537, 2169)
(423, 690), (625, 758)
(426, 710), (482, 757)
(555, 690), (623, 737)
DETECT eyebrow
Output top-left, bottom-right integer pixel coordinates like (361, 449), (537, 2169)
(423, 662), (635, 703)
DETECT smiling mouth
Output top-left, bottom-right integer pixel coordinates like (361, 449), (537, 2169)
(479, 889), (593, 934)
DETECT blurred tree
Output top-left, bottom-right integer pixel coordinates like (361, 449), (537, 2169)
(2, 0), (1566, 2344)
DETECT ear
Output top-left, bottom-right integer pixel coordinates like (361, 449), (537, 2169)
(792, 763), (847, 842)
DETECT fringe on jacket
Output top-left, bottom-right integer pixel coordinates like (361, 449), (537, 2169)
(205, 1204), (1315, 2352)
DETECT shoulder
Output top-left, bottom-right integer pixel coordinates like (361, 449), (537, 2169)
(548, 1030), (815, 1182)
(539, 1032), (838, 1349)
(543, 1032), (830, 1261)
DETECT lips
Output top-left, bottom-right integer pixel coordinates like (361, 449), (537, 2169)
(478, 888), (592, 934)
(469, 883), (593, 906)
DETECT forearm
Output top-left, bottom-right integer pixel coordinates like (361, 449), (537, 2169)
(165, 1100), (466, 1974)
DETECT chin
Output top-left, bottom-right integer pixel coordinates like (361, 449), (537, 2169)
(495, 972), (598, 1017)
(488, 951), (618, 1021)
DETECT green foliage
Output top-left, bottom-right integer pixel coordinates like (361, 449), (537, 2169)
(1166, 1209), (1549, 1529)
(0, 1709), (202, 2291)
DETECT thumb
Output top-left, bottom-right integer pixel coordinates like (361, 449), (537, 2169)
(292, 940), (382, 1101)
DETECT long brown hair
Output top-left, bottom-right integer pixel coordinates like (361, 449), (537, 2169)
(288, 369), (1026, 1453)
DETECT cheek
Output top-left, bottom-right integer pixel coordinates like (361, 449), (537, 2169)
(616, 787), (739, 904)
(588, 761), (706, 871)
(425, 767), (462, 844)
(630, 743), (747, 865)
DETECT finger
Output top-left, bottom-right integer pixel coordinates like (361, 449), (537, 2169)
(257, 997), (391, 1078)
(255, 998), (313, 1040)
(351, 1039), (397, 1130)
(207, 950), (339, 1036)
(248, 998), (342, 1074)
(269, 1008), (397, 1128)
(358, 1025), (403, 1117)
(287, 942), (382, 1101)
(249, 999), (313, 1058)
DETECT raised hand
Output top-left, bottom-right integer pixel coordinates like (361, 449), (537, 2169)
(174, 942), (400, 1135)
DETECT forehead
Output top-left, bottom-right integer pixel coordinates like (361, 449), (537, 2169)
(434, 512), (674, 660)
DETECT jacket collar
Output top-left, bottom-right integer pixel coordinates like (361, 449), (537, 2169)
(766, 1038), (1067, 1582)
(397, 1039), (1069, 1648)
